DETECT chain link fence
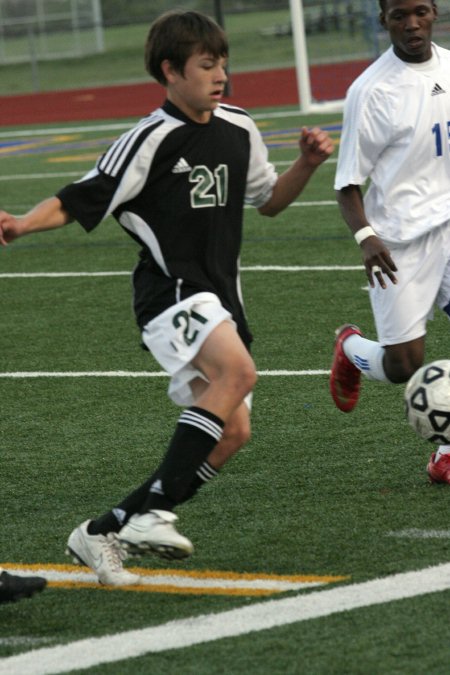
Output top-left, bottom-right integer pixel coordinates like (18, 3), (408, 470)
(1, 0), (450, 95)
(0, 0), (104, 64)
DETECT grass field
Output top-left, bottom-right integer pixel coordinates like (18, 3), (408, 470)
(1, 109), (450, 674)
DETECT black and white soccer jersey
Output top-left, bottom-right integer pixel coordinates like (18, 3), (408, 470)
(57, 100), (277, 345)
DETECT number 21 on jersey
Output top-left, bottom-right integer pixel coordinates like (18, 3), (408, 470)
(189, 164), (229, 208)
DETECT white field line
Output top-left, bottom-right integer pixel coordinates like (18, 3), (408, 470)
(2, 562), (450, 675)
(0, 266), (353, 379)
(7, 200), (336, 211)
(273, 200), (336, 207)
(0, 638), (53, 649)
(3, 197), (336, 208)
(0, 271), (130, 278)
(0, 172), (84, 181)
(0, 123), (134, 138)
(241, 265), (361, 271)
(0, 370), (330, 379)
(0, 266), (363, 280)
(0, 162), (337, 182)
(0, 110), (338, 140)
(388, 529), (450, 539)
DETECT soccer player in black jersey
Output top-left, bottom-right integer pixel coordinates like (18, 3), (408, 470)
(0, 10), (333, 585)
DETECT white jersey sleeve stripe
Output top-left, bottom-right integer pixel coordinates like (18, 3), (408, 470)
(99, 118), (163, 177)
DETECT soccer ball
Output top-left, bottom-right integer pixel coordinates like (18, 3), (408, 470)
(404, 360), (450, 443)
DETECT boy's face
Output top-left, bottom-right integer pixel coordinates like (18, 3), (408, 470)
(163, 51), (228, 123)
(380, 0), (437, 62)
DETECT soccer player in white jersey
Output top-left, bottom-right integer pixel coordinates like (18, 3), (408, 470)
(0, 10), (333, 585)
(330, 0), (450, 483)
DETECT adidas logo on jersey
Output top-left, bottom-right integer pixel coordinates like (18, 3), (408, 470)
(172, 157), (192, 173)
(431, 82), (446, 96)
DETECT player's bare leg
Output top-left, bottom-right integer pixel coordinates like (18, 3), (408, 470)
(117, 322), (257, 557)
(86, 398), (251, 546)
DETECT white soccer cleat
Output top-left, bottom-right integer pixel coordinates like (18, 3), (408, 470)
(66, 520), (141, 586)
(117, 510), (194, 560)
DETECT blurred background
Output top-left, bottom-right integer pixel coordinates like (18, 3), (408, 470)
(0, 0), (449, 100)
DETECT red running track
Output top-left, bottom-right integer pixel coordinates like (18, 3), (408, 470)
(0, 61), (370, 126)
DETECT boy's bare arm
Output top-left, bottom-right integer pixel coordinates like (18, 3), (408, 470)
(258, 127), (334, 217)
(0, 197), (72, 246)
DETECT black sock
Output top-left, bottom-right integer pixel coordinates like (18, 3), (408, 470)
(140, 407), (223, 512)
(179, 460), (219, 504)
(88, 446), (222, 536)
(88, 462), (218, 536)
(87, 476), (158, 536)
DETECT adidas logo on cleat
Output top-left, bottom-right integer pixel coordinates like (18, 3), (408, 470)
(431, 82), (446, 96)
(172, 157), (192, 173)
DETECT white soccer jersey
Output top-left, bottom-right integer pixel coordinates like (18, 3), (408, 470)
(335, 44), (450, 243)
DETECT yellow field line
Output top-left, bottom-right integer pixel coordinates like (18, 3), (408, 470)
(2, 563), (349, 596)
(46, 581), (278, 596)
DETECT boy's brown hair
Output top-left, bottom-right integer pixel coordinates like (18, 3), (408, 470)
(145, 10), (228, 85)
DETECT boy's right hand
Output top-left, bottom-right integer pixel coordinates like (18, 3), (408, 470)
(0, 211), (21, 246)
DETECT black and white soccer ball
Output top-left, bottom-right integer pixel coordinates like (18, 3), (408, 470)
(404, 360), (450, 443)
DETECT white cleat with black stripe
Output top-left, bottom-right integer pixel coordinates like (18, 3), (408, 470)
(117, 510), (193, 560)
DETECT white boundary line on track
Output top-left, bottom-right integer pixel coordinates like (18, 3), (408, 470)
(2, 562), (450, 675)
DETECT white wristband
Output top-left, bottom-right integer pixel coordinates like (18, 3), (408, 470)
(354, 226), (376, 245)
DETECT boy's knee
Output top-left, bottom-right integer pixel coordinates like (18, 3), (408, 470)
(237, 361), (258, 396)
(230, 421), (251, 449)
(244, 369), (258, 395)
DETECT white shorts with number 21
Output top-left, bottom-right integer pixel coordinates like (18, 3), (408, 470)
(142, 292), (234, 407)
